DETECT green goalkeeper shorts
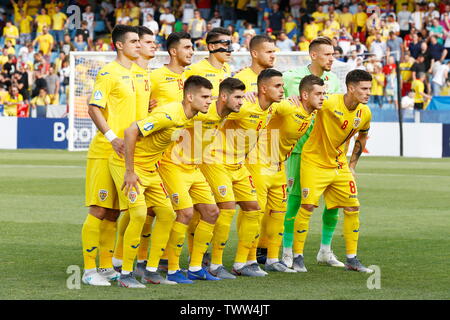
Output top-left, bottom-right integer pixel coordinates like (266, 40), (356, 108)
(286, 152), (301, 196)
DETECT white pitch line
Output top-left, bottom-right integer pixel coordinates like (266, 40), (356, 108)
(358, 173), (449, 179)
(0, 164), (84, 169)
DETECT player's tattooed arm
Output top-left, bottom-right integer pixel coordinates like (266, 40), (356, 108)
(349, 131), (368, 172)
(122, 123), (142, 195)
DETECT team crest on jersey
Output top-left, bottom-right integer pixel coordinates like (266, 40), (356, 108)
(288, 178), (294, 188)
(98, 189), (108, 201)
(128, 191), (137, 204)
(218, 185), (227, 197)
(143, 122), (154, 131)
(302, 188), (309, 199)
(353, 117), (361, 128)
(172, 193), (179, 205)
(94, 90), (103, 101)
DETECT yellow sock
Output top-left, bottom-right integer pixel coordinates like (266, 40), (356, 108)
(235, 210), (260, 263)
(343, 210), (360, 256)
(81, 214), (102, 270)
(147, 206), (175, 269)
(247, 210), (265, 262)
(113, 211), (130, 261)
(122, 206), (146, 272)
(187, 210), (200, 255)
(211, 209), (235, 265)
(166, 221), (188, 272)
(98, 219), (117, 269)
(190, 220), (215, 267)
(257, 211), (269, 248)
(137, 215), (154, 261)
(266, 211), (285, 260)
(292, 207), (313, 255)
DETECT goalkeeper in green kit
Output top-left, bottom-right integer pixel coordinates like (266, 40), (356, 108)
(257, 37), (345, 269)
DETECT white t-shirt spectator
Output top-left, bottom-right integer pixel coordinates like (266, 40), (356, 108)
(401, 94), (414, 110)
(432, 62), (450, 86)
(160, 13), (176, 35)
(397, 10), (411, 31)
(141, 7), (155, 23)
(210, 17), (221, 28)
(370, 40), (387, 61)
(182, 3), (196, 24)
(276, 38), (295, 51)
(144, 19), (159, 35)
(101, 0), (115, 14)
(82, 12), (95, 33)
(411, 11), (425, 30)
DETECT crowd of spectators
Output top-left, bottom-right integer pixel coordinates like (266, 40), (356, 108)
(1, 0), (449, 117)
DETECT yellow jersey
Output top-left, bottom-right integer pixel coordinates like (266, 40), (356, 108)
(302, 94), (371, 169)
(150, 66), (185, 108)
(371, 73), (385, 96)
(311, 11), (329, 30)
(3, 25), (19, 46)
(130, 102), (190, 169)
(35, 14), (52, 33)
(216, 98), (275, 166)
(52, 12), (67, 30)
(18, 15), (33, 34)
(87, 61), (136, 159)
(400, 62), (413, 82)
(161, 100), (225, 168)
(12, 2), (28, 23)
(354, 12), (368, 29)
(412, 79), (425, 103)
(304, 22), (319, 41)
(4, 93), (23, 115)
(339, 13), (354, 31)
(36, 34), (54, 55)
(234, 67), (258, 93)
(184, 58), (231, 98)
(131, 63), (152, 121)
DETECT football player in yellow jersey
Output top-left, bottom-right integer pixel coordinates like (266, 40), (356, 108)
(245, 75), (326, 273)
(149, 32), (193, 109)
(81, 25), (141, 286)
(234, 35), (276, 94)
(292, 70), (374, 274)
(111, 27), (159, 279)
(157, 78), (246, 282)
(117, 76), (213, 287)
(184, 27), (232, 98)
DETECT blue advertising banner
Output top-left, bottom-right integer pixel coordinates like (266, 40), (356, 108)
(17, 118), (68, 149)
(443, 124), (450, 157)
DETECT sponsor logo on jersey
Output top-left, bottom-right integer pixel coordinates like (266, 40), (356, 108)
(249, 115), (260, 119)
(128, 191), (137, 203)
(94, 90), (103, 101)
(205, 73), (216, 77)
(353, 117), (361, 128)
(98, 189), (108, 201)
(218, 185), (227, 197)
(288, 178), (294, 188)
(334, 110), (344, 116)
(165, 114), (172, 121)
(143, 122), (154, 131)
(100, 72), (109, 76)
(165, 77), (175, 80)
(172, 193), (179, 205)
(122, 76), (130, 79)
(295, 114), (305, 120)
(302, 188), (309, 198)
(136, 74), (144, 78)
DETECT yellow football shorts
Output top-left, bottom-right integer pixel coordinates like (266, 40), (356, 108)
(300, 161), (360, 209)
(109, 161), (172, 211)
(247, 163), (288, 212)
(85, 158), (119, 210)
(199, 164), (258, 203)
(158, 161), (216, 211)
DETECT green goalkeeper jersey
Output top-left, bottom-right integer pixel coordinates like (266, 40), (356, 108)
(283, 65), (341, 154)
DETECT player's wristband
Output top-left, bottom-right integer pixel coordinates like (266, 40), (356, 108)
(104, 130), (118, 142)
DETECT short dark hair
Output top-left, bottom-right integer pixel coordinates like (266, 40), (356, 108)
(206, 27), (231, 43)
(345, 69), (372, 86)
(299, 75), (325, 94)
(309, 36), (333, 52)
(112, 25), (138, 47)
(184, 76), (213, 95)
(166, 31), (191, 54)
(257, 68), (283, 86)
(136, 26), (153, 38)
(219, 77), (246, 95)
(249, 34), (275, 51)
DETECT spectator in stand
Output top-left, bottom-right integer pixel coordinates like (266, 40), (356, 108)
(400, 52), (415, 96)
(13, 65), (29, 102)
(298, 35), (310, 52)
(412, 72), (431, 110)
(408, 32), (422, 59)
(243, 22), (257, 38)
(411, 2), (426, 31)
(3, 21), (19, 46)
(398, 3), (412, 39)
(411, 54), (427, 81)
(10, 0), (28, 25)
(45, 64), (59, 104)
(159, 7), (176, 41)
(33, 26), (55, 60)
(339, 5), (354, 33)
(276, 32), (296, 51)
(290, 0), (302, 19)
(267, 3), (284, 33)
(209, 10), (221, 28)
(442, 12), (450, 51)
(401, 91), (415, 110)
(35, 8), (51, 36)
(353, 3), (368, 34)
(425, 2), (440, 26)
(188, 10), (206, 43)
(30, 87), (51, 118)
(3, 54), (16, 76)
(128, 1), (141, 26)
(429, 35), (448, 64)
(144, 13), (159, 35)
(197, 0), (212, 20)
(17, 9), (32, 45)
(3, 85), (23, 117)
(32, 69), (47, 98)
(82, 5), (95, 39)
(384, 55), (398, 108)
(370, 32), (387, 61)
(431, 60), (450, 96)
(62, 34), (75, 56)
(370, 63), (385, 109)
(387, 31), (404, 62)
(74, 34), (88, 51)
(312, 4), (328, 31)
(52, 5), (67, 48)
(95, 38), (109, 51)
(428, 18), (445, 45)
(180, 0), (196, 24)
(76, 21), (91, 46)
(304, 17), (319, 41)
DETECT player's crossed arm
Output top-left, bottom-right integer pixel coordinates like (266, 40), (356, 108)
(349, 130), (369, 177)
(122, 122), (142, 195)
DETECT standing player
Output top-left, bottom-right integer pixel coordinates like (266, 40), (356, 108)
(81, 25), (140, 286)
(292, 70), (373, 273)
(158, 77), (246, 283)
(183, 27), (232, 98)
(280, 36), (344, 268)
(246, 75), (326, 272)
(234, 35), (277, 93)
(111, 26), (157, 277)
(114, 76), (214, 288)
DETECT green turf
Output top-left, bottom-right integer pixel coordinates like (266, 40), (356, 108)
(0, 150), (449, 300)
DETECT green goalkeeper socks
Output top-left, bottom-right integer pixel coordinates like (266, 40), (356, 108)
(282, 194), (301, 248)
(321, 207), (339, 246)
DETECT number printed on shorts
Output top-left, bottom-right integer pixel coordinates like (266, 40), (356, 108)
(341, 120), (348, 129)
(349, 181), (356, 194)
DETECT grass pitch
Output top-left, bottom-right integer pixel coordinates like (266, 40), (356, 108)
(0, 150), (449, 300)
